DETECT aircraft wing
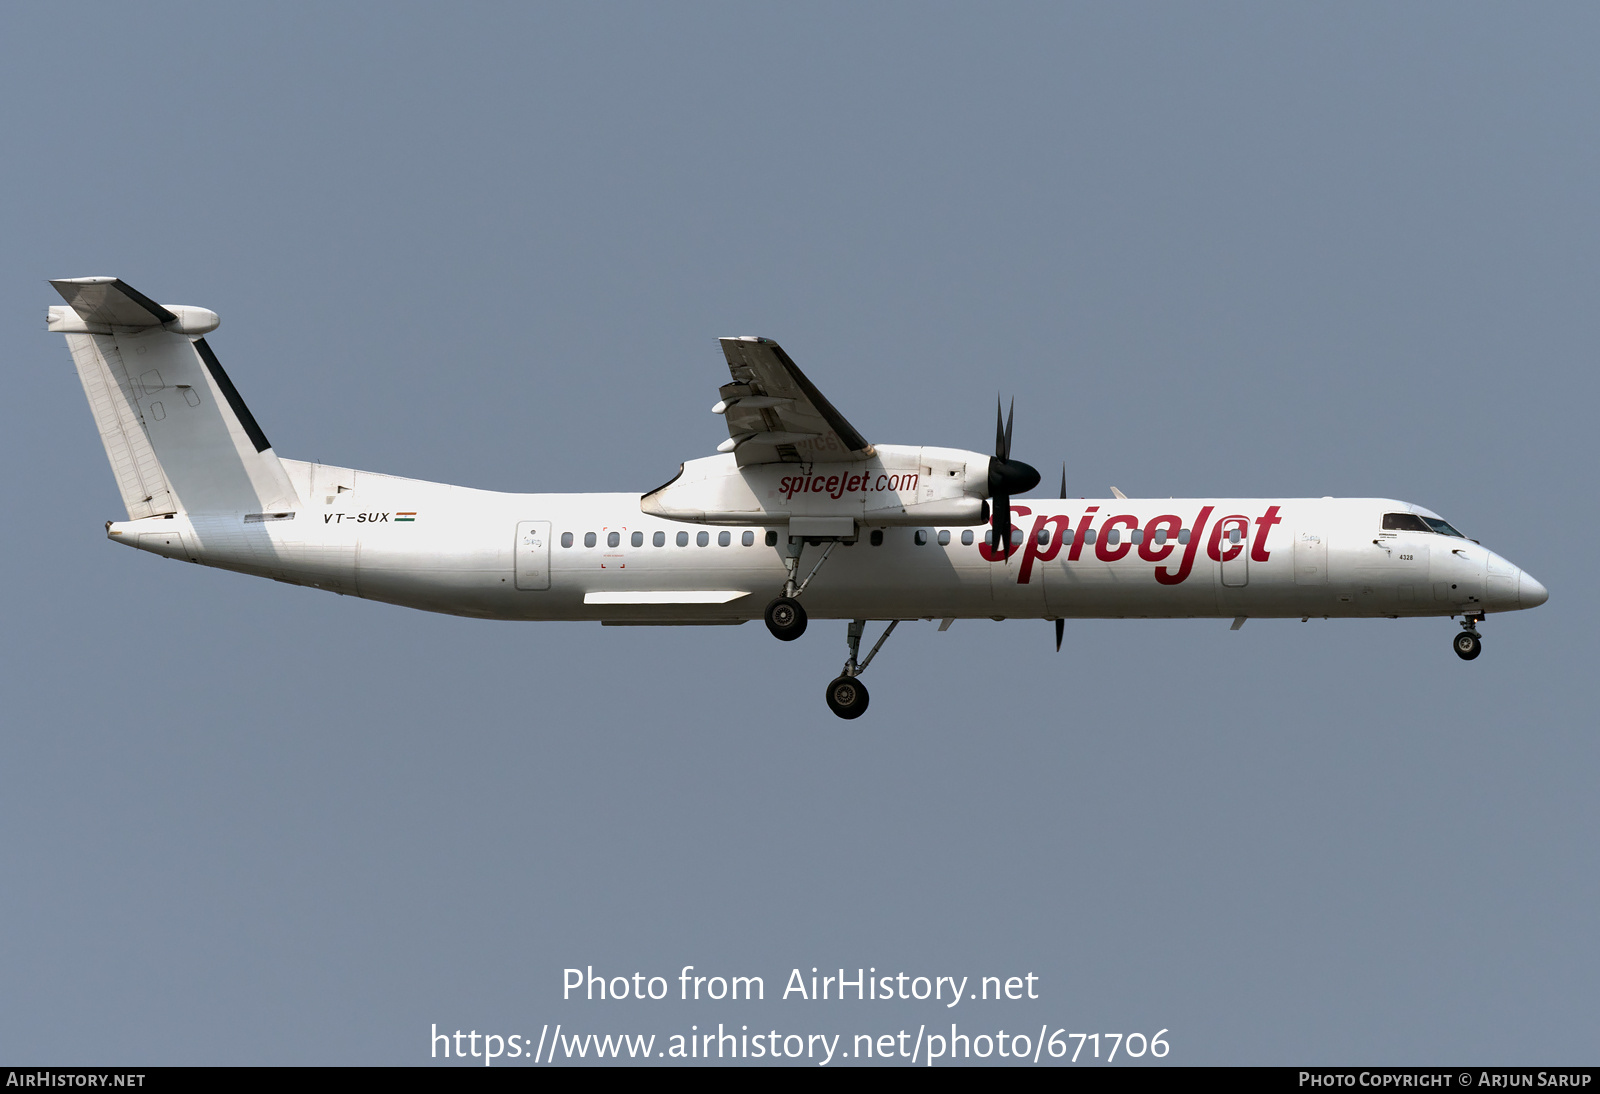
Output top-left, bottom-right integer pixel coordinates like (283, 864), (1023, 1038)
(716, 337), (873, 465)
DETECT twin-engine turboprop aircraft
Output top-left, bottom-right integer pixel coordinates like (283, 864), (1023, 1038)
(50, 277), (1548, 718)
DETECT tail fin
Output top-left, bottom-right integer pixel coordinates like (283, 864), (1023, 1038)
(49, 277), (300, 518)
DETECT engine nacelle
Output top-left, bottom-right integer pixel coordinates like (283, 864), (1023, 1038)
(641, 444), (990, 530)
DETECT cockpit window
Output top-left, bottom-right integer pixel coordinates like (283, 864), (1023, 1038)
(1421, 517), (1465, 538)
(1382, 513), (1432, 533)
(1383, 512), (1466, 537)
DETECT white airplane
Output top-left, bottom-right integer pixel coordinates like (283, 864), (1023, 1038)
(49, 277), (1548, 718)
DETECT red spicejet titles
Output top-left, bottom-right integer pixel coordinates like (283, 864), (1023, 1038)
(980, 504), (1282, 586)
(779, 472), (918, 501)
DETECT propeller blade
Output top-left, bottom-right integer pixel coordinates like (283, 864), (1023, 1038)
(1055, 617), (1064, 652)
(1059, 462), (1066, 500)
(984, 398), (1038, 560)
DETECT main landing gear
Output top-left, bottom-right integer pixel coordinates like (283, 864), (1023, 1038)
(765, 596), (806, 641)
(825, 619), (900, 720)
(762, 536), (841, 642)
(759, 536), (898, 719)
(1453, 613), (1484, 661)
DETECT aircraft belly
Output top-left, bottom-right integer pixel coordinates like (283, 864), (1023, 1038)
(1040, 559), (1213, 618)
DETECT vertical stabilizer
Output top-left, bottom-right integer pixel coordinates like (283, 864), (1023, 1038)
(49, 277), (301, 518)
(63, 330), (177, 519)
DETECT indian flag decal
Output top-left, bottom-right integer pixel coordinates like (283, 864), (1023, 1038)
(395, 512), (417, 522)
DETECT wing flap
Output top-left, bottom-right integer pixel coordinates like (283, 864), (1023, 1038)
(717, 337), (871, 464)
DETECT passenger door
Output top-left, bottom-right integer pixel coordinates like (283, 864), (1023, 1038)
(514, 520), (551, 590)
(1218, 516), (1249, 587)
(1294, 531), (1327, 585)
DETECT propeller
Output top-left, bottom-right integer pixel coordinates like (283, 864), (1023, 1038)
(987, 398), (1040, 557)
(1055, 461), (1066, 652)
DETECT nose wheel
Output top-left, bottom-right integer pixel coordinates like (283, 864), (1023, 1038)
(1453, 614), (1484, 661)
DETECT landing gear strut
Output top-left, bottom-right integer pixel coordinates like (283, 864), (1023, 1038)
(1453, 613), (1484, 661)
(762, 536), (841, 642)
(825, 618), (899, 720)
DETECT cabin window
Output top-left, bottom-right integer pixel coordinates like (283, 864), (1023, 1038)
(765, 530), (778, 546)
(1084, 528), (1097, 544)
(584, 532), (597, 548)
(1130, 529), (1143, 544)
(961, 529), (974, 545)
(718, 530), (731, 546)
(1106, 528), (1120, 545)
(1382, 512), (1432, 533)
(1153, 529), (1167, 544)
(560, 532), (573, 548)
(677, 531), (689, 547)
(653, 531), (665, 547)
(914, 529), (928, 545)
(697, 531), (709, 547)
(1179, 529), (1190, 544)
(631, 531), (643, 547)
(607, 531), (620, 548)
(742, 530), (754, 546)
(1422, 517), (1465, 538)
(870, 530), (884, 546)
(1227, 527), (1242, 544)
(1037, 527), (1049, 545)
(937, 529), (951, 546)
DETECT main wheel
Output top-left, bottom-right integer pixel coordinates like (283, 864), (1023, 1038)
(764, 596), (808, 641)
(825, 676), (869, 719)
(1453, 631), (1482, 661)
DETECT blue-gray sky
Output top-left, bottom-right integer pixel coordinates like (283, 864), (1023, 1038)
(2, 2), (1594, 1065)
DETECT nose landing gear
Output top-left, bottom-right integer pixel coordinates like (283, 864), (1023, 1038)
(825, 618), (900, 720)
(1453, 613), (1484, 661)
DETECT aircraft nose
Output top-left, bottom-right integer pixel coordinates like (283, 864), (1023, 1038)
(1519, 570), (1549, 609)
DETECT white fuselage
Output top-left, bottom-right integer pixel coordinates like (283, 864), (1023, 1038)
(107, 458), (1546, 625)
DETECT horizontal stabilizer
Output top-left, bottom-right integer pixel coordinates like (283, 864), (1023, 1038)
(50, 277), (173, 326)
(49, 277), (219, 336)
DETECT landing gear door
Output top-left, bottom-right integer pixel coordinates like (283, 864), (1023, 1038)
(515, 520), (551, 590)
